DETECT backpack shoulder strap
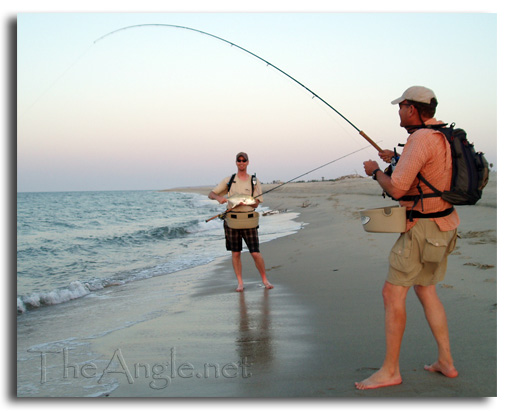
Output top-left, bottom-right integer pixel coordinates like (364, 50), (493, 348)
(251, 173), (256, 196)
(417, 173), (443, 196)
(227, 174), (236, 193)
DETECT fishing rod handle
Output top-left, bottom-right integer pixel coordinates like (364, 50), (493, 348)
(205, 214), (221, 223)
(205, 205), (237, 223)
(359, 130), (382, 152)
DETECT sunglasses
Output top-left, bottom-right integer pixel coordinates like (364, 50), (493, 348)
(237, 159), (247, 163)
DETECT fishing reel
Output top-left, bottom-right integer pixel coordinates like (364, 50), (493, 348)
(385, 147), (400, 176)
(384, 163), (394, 177)
(382, 148), (400, 198)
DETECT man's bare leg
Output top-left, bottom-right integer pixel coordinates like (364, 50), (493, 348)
(250, 252), (273, 289)
(355, 282), (409, 390)
(414, 285), (458, 378)
(232, 251), (244, 292)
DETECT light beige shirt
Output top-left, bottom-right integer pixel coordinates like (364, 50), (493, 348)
(212, 174), (263, 212)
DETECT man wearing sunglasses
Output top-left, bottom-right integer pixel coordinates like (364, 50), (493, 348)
(209, 152), (273, 292)
(359, 86), (459, 390)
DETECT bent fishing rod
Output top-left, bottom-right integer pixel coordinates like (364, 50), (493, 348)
(94, 24), (382, 152)
(205, 143), (374, 223)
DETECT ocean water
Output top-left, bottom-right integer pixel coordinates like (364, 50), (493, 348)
(17, 189), (305, 396)
(17, 190), (303, 315)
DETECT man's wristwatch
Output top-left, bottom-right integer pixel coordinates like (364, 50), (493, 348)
(372, 168), (381, 180)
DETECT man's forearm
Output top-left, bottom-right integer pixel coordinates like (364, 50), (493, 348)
(374, 170), (407, 200)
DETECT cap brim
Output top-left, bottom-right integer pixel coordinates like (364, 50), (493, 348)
(391, 96), (404, 105)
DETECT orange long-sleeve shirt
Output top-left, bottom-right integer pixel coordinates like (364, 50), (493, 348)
(391, 118), (460, 232)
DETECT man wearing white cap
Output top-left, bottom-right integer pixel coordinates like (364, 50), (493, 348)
(359, 86), (459, 390)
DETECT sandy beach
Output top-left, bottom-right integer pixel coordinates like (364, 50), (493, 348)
(86, 173), (497, 398)
(18, 174), (496, 398)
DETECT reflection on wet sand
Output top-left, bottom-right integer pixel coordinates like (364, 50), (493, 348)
(236, 290), (273, 372)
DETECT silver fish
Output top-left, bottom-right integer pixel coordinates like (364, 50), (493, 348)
(227, 194), (257, 208)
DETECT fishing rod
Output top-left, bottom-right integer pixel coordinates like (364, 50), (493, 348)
(205, 143), (375, 222)
(94, 24), (383, 152)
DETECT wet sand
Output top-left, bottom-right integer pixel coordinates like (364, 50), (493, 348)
(101, 174), (497, 397)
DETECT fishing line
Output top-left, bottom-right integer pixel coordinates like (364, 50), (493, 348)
(94, 24), (383, 152)
(257, 143), (376, 198)
(21, 44), (94, 116)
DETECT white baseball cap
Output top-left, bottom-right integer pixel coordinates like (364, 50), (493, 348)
(391, 86), (437, 106)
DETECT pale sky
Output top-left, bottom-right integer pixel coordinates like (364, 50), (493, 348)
(16, 6), (499, 192)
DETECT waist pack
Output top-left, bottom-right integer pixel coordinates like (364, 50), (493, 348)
(225, 211), (260, 229)
(360, 206), (406, 233)
(399, 123), (489, 207)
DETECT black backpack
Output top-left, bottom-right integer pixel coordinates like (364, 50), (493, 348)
(400, 123), (489, 207)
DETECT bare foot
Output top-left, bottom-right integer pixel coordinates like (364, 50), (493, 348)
(424, 361), (459, 378)
(263, 281), (274, 289)
(355, 369), (402, 390)
(236, 284), (244, 292)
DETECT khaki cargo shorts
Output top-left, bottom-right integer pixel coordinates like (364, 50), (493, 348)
(387, 219), (458, 287)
